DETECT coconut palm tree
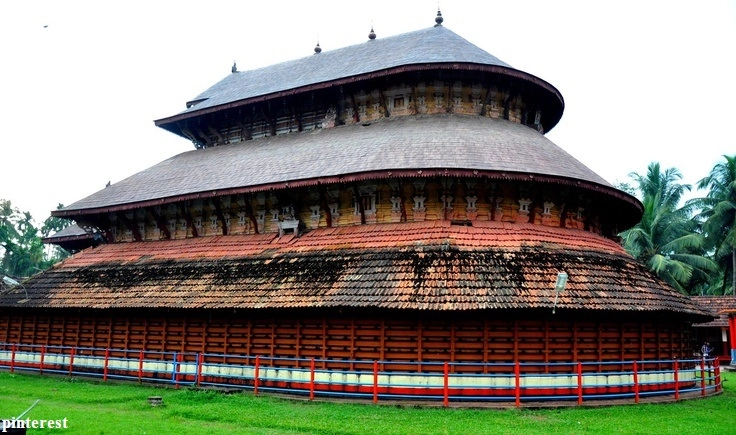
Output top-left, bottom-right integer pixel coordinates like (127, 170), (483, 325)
(620, 163), (717, 294)
(690, 155), (736, 295)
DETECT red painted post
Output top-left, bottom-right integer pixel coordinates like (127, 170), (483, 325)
(196, 353), (203, 388)
(514, 361), (521, 408)
(633, 361), (639, 404)
(730, 315), (736, 367)
(577, 362), (583, 405)
(138, 350), (144, 382)
(714, 358), (721, 392)
(373, 361), (378, 404)
(673, 359), (679, 400)
(700, 358), (706, 396)
(10, 343), (16, 373)
(39, 345), (46, 375)
(103, 348), (110, 382)
(309, 358), (315, 400)
(254, 355), (260, 395)
(443, 362), (449, 407)
(68, 347), (76, 377)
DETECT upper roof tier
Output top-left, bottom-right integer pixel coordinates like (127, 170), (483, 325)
(155, 25), (565, 139)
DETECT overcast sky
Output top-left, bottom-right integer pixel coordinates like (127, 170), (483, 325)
(1, 0), (735, 223)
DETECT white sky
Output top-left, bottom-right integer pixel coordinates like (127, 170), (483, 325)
(1, 0), (735, 224)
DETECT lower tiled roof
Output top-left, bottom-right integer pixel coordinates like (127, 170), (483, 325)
(0, 221), (711, 319)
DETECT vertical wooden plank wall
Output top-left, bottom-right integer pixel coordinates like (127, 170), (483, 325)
(0, 311), (692, 370)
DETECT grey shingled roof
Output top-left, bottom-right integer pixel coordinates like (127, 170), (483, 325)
(45, 224), (89, 239)
(178, 25), (513, 114)
(61, 115), (612, 213)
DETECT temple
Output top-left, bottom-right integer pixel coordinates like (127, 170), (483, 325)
(0, 11), (716, 402)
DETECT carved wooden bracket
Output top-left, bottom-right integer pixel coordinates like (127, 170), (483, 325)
(178, 203), (198, 237)
(210, 198), (228, 236)
(117, 212), (142, 242)
(147, 207), (171, 240)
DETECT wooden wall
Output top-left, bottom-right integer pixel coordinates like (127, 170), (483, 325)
(0, 309), (692, 372)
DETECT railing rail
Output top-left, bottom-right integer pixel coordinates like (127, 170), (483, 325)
(0, 342), (721, 407)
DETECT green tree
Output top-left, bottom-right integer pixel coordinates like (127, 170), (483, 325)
(0, 199), (21, 275)
(619, 163), (717, 294)
(1, 199), (69, 279)
(689, 155), (736, 295)
(41, 203), (73, 263)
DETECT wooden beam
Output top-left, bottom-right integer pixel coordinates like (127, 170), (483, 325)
(243, 198), (259, 234)
(270, 318), (276, 358)
(450, 320), (456, 363)
(32, 315), (39, 346)
(445, 83), (452, 113)
(479, 87), (495, 117)
(502, 88), (516, 120)
(207, 126), (226, 144)
(236, 120), (252, 141)
(210, 198), (228, 235)
(350, 94), (359, 123)
(260, 106), (276, 136)
(181, 127), (204, 148)
(292, 106), (303, 132)
(321, 317), (327, 368)
(1, 313), (8, 343)
(89, 213), (115, 244)
(295, 321), (301, 360)
(559, 203), (568, 228)
(177, 203), (198, 237)
(146, 207), (171, 240)
(417, 320), (423, 372)
(350, 319), (356, 371)
(117, 212), (142, 242)
(195, 127), (213, 147)
(352, 184), (366, 224)
(181, 317), (188, 354)
(483, 319), (489, 369)
(75, 316), (82, 348)
(379, 91), (389, 117)
(320, 188), (332, 227)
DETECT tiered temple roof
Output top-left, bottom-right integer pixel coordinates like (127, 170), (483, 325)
(5, 17), (709, 323)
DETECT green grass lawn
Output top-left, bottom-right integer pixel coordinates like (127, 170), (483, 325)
(0, 371), (733, 435)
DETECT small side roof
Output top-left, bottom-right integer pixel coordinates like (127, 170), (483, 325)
(691, 296), (736, 327)
(42, 224), (101, 253)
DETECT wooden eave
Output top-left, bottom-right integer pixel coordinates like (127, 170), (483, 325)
(51, 168), (642, 222)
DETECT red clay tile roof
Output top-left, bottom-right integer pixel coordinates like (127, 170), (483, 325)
(1, 221), (711, 319)
(56, 115), (634, 217)
(691, 296), (736, 327)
